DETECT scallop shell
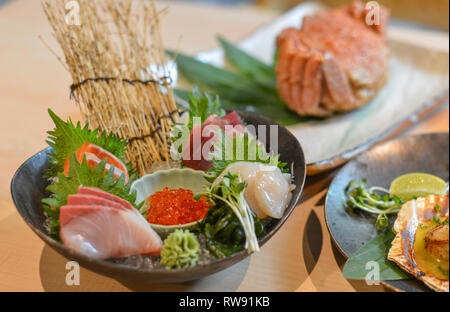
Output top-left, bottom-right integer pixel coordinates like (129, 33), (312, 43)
(388, 195), (449, 292)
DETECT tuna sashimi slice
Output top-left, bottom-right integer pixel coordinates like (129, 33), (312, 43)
(77, 186), (135, 211)
(182, 111), (254, 171)
(220, 111), (244, 127)
(60, 205), (162, 259)
(202, 114), (224, 127)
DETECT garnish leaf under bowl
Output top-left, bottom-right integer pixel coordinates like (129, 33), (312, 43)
(10, 111), (306, 283)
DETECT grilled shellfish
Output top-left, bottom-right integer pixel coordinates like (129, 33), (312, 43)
(388, 195), (449, 292)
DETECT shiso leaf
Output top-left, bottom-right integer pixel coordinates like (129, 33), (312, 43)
(342, 229), (410, 281)
(186, 87), (225, 131)
(44, 109), (131, 178)
(42, 153), (140, 239)
(171, 88), (226, 157)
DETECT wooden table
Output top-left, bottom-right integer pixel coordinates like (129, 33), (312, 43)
(0, 0), (448, 292)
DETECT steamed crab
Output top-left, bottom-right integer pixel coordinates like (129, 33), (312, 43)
(275, 1), (390, 116)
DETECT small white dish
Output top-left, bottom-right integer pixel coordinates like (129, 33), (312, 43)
(130, 168), (210, 236)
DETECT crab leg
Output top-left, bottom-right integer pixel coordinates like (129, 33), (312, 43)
(322, 57), (356, 111)
(300, 53), (323, 114)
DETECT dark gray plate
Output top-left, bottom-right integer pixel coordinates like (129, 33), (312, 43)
(325, 132), (449, 292)
(10, 111), (306, 284)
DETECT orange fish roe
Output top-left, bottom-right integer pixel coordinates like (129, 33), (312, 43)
(146, 187), (211, 226)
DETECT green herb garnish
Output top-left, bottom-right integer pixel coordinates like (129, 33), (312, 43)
(345, 180), (405, 230)
(433, 215), (441, 224)
(186, 87), (225, 132)
(434, 204), (442, 212)
(195, 172), (263, 258)
(45, 109), (130, 178)
(376, 214), (389, 231)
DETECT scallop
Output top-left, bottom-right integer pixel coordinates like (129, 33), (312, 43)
(388, 195), (449, 292)
(211, 162), (293, 219)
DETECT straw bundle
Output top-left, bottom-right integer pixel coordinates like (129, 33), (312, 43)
(42, 0), (179, 175)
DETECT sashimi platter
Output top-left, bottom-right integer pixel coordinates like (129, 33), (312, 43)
(11, 0), (305, 283)
(11, 0), (447, 289)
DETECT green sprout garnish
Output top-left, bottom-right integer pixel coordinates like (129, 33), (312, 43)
(376, 214), (389, 231)
(345, 180), (405, 230)
(195, 172), (261, 256)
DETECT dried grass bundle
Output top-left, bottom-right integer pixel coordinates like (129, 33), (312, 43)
(42, 0), (179, 175)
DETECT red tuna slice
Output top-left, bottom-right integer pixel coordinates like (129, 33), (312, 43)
(182, 123), (221, 171)
(60, 205), (162, 259)
(221, 111), (244, 127)
(202, 114), (225, 127)
(67, 194), (129, 212)
(182, 112), (252, 171)
(216, 111), (256, 140)
(220, 111), (250, 138)
(77, 186), (135, 211)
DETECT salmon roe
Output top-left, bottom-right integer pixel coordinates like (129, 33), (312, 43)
(146, 187), (211, 226)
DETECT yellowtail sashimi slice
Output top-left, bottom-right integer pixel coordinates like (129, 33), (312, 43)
(60, 205), (162, 259)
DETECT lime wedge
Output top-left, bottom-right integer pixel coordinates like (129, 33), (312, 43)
(389, 173), (447, 201)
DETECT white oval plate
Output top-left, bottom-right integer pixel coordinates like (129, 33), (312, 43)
(182, 2), (449, 174)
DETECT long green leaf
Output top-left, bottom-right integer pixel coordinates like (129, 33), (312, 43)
(168, 50), (250, 89)
(174, 88), (314, 126)
(168, 50), (283, 107)
(217, 36), (277, 91)
(342, 230), (410, 281)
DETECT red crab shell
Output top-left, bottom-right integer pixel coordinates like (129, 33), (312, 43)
(275, 1), (390, 116)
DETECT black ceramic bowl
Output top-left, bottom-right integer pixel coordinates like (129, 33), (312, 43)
(325, 132), (449, 292)
(10, 111), (306, 284)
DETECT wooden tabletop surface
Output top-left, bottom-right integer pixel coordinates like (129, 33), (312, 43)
(0, 0), (448, 292)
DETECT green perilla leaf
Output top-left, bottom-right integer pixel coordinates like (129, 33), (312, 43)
(44, 109), (132, 178)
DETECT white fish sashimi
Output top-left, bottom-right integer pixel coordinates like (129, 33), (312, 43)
(60, 205), (163, 260)
(212, 162), (293, 219)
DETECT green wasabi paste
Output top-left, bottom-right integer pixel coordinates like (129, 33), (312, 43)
(160, 229), (200, 269)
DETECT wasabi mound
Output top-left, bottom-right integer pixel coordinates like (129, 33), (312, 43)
(160, 229), (200, 269)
